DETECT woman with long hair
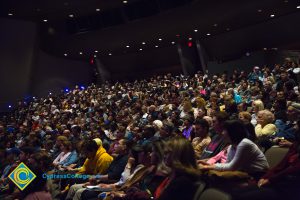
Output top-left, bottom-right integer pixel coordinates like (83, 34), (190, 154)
(199, 120), (269, 179)
(234, 120), (300, 200)
(155, 137), (201, 200)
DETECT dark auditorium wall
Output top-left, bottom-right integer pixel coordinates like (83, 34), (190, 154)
(0, 19), (36, 112)
(101, 45), (182, 80)
(31, 50), (93, 97)
(207, 51), (266, 76)
(0, 18), (94, 112)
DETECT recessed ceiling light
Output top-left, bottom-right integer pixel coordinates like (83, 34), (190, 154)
(263, 48), (267, 51)
(158, 38), (162, 41)
(206, 33), (211, 36)
(96, 8), (101, 12)
(79, 52), (83, 55)
(43, 19), (48, 22)
(142, 42), (146, 45)
(64, 53), (68, 56)
(270, 14), (275, 18)
(171, 41), (175, 44)
(94, 55), (97, 58)
(123, 0), (128, 4)
(69, 14), (74, 18)
(109, 53), (112, 56)
(8, 13), (13, 16)
(257, 9), (262, 13)
(194, 29), (198, 32)
(94, 50), (98, 53)
(188, 37), (193, 41)
(155, 45), (158, 48)
(126, 45), (130, 48)
(213, 23), (218, 27)
(139, 48), (143, 51)
(297, 5), (300, 9)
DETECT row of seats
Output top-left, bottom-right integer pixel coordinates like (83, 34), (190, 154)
(193, 146), (289, 200)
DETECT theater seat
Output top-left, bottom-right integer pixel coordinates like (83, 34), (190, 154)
(264, 146), (289, 168)
(195, 188), (231, 200)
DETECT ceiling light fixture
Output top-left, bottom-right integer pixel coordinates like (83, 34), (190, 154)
(158, 38), (162, 41)
(64, 53), (68, 56)
(257, 9), (262, 12)
(213, 23), (218, 27)
(94, 55), (97, 58)
(79, 52), (83, 55)
(43, 19), (48, 22)
(109, 53), (112, 56)
(171, 41), (175, 44)
(297, 6), (300, 9)
(206, 33), (211, 36)
(194, 29), (198, 32)
(69, 14), (74, 18)
(139, 48), (143, 51)
(270, 14), (275, 18)
(123, 0), (128, 4)
(94, 50), (98, 53)
(126, 45), (130, 48)
(155, 45), (158, 48)
(142, 42), (146, 45)
(188, 37), (193, 41)
(8, 13), (13, 16)
(96, 8), (101, 12)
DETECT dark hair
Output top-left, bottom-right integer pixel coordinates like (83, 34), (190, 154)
(143, 126), (156, 138)
(214, 111), (230, 124)
(20, 146), (36, 155)
(194, 119), (209, 133)
(243, 122), (257, 142)
(81, 140), (98, 153)
(130, 145), (144, 162)
(223, 120), (248, 145)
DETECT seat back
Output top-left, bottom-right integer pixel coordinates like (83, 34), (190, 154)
(197, 188), (231, 200)
(193, 181), (206, 200)
(264, 146), (289, 168)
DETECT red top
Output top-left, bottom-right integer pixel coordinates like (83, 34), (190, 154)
(154, 177), (171, 199)
(263, 143), (300, 183)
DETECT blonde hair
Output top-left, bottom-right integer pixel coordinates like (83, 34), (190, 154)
(165, 137), (200, 176)
(258, 110), (275, 124)
(253, 100), (264, 111)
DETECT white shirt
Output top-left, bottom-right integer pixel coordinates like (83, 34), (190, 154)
(215, 138), (269, 173)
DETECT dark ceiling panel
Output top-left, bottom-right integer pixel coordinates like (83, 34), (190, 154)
(1, 0), (300, 61)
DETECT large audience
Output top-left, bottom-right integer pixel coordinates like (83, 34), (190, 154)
(0, 58), (300, 200)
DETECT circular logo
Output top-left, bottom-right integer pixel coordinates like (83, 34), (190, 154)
(13, 167), (30, 185)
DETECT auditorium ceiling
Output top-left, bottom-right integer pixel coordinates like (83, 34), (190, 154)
(0, 0), (300, 60)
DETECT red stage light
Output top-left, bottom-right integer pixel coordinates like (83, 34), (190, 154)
(188, 41), (193, 47)
(90, 58), (94, 64)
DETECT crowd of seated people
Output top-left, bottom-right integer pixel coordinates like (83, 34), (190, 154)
(0, 59), (300, 200)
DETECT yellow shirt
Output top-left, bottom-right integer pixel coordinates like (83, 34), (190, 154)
(255, 124), (277, 138)
(78, 146), (113, 175)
